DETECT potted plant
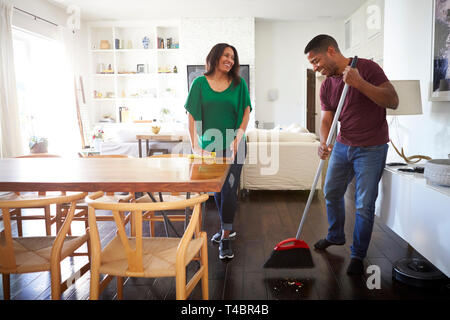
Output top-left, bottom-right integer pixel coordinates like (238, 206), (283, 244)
(92, 129), (104, 151)
(160, 107), (171, 122)
(29, 136), (48, 154)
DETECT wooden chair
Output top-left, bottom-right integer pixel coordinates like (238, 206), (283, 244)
(0, 192), (89, 300)
(15, 153), (61, 158)
(142, 154), (208, 237)
(9, 154), (63, 236)
(78, 154), (131, 158)
(86, 192), (210, 300)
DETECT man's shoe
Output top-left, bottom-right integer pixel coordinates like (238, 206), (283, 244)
(219, 239), (234, 260)
(314, 238), (345, 250)
(211, 230), (236, 244)
(346, 258), (364, 275)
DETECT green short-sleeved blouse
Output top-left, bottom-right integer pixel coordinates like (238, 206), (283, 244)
(184, 75), (252, 151)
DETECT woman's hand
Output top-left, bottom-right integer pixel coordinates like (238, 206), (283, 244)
(230, 138), (239, 160)
(230, 129), (244, 160)
(192, 145), (212, 157)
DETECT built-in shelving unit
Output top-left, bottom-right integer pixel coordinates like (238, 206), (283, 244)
(88, 21), (184, 124)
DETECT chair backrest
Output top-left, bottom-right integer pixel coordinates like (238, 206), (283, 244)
(15, 154), (61, 158)
(147, 154), (186, 159)
(0, 192), (87, 272)
(86, 192), (209, 275)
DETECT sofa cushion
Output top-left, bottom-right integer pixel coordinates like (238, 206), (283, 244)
(284, 123), (309, 133)
(278, 131), (317, 142)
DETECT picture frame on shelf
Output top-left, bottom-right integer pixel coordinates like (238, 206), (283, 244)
(137, 64), (145, 74)
(430, 0), (450, 101)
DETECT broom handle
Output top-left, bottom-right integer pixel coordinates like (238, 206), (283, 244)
(295, 56), (358, 240)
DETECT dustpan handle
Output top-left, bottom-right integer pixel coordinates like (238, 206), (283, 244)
(295, 56), (358, 240)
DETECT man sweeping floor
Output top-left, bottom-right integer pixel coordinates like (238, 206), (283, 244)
(304, 34), (399, 275)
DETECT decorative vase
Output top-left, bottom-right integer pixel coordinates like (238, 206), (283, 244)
(100, 40), (111, 50)
(94, 139), (102, 151)
(30, 141), (48, 154)
(142, 36), (150, 49)
(151, 126), (161, 134)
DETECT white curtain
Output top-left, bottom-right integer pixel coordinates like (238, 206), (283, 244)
(47, 26), (82, 156)
(0, 0), (25, 158)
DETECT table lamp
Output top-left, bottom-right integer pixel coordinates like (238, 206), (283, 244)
(388, 80), (431, 164)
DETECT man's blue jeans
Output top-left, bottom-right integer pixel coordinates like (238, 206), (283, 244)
(323, 141), (388, 260)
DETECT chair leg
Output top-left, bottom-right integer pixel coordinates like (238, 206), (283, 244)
(200, 234), (209, 300)
(175, 261), (187, 300)
(117, 276), (124, 300)
(44, 205), (52, 236)
(149, 213), (155, 237)
(90, 270), (100, 300)
(175, 274), (187, 300)
(16, 208), (23, 237)
(2, 273), (10, 300)
(50, 263), (61, 300)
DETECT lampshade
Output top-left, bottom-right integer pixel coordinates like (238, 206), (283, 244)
(388, 80), (423, 115)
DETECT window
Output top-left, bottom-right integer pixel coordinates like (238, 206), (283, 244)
(12, 27), (80, 155)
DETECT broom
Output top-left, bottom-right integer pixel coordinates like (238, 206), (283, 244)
(263, 56), (358, 269)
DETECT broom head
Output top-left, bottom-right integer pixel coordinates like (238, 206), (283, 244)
(263, 238), (314, 268)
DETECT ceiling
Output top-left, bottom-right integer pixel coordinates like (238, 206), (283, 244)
(47, 0), (366, 21)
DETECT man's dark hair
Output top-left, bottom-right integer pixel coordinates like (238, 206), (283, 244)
(304, 34), (340, 54)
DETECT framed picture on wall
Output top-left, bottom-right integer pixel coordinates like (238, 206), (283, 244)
(430, 0), (450, 101)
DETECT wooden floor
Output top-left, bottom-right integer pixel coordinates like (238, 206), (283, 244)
(1, 190), (449, 300)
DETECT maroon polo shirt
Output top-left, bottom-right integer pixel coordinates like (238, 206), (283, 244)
(320, 57), (390, 147)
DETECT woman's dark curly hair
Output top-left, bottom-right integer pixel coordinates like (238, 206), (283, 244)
(204, 43), (241, 86)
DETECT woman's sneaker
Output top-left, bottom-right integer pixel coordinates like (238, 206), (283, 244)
(211, 230), (236, 243)
(219, 239), (234, 260)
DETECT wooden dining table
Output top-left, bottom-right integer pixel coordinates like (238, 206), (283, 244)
(0, 157), (230, 193)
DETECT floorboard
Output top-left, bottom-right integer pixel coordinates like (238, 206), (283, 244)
(1, 191), (449, 301)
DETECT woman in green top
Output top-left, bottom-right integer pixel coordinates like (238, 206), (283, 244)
(185, 43), (252, 260)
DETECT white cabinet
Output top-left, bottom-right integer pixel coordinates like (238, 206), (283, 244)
(375, 167), (450, 277)
(88, 21), (185, 125)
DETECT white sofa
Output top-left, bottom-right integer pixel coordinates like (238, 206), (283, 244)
(241, 125), (322, 191)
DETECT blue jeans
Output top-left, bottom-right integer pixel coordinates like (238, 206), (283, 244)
(323, 141), (388, 260)
(214, 139), (246, 231)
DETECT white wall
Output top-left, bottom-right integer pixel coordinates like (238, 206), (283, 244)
(181, 17), (255, 127)
(384, 0), (450, 161)
(255, 19), (344, 128)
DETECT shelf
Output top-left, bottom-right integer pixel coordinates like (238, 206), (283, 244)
(89, 21), (183, 124)
(117, 73), (157, 77)
(117, 97), (157, 101)
(116, 49), (156, 53)
(91, 49), (114, 53)
(157, 48), (180, 52)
